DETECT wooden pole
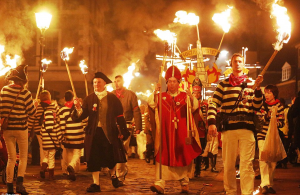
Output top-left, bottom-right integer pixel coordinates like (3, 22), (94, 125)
(35, 75), (42, 100)
(84, 74), (88, 96)
(64, 60), (77, 98)
(252, 50), (278, 89)
(217, 32), (226, 52)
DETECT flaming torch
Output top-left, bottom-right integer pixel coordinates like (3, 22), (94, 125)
(123, 62), (136, 89)
(212, 6), (233, 53)
(35, 58), (52, 99)
(79, 60), (89, 96)
(252, 1), (291, 89)
(173, 11), (206, 86)
(61, 47), (77, 97)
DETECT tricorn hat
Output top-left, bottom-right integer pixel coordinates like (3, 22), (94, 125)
(165, 65), (181, 81)
(93, 72), (112, 84)
(6, 64), (28, 82)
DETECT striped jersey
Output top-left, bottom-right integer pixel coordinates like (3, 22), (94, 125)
(28, 103), (58, 135)
(207, 78), (263, 131)
(256, 100), (284, 141)
(0, 85), (36, 130)
(58, 106), (85, 149)
(39, 103), (61, 150)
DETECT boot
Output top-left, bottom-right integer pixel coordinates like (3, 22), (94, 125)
(16, 177), (28, 195)
(194, 156), (202, 177)
(202, 157), (209, 170)
(40, 162), (48, 179)
(7, 183), (14, 194)
(145, 144), (153, 163)
(49, 169), (54, 180)
(211, 155), (219, 173)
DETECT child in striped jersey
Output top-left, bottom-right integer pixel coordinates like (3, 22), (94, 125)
(37, 90), (60, 180)
(58, 90), (85, 181)
(256, 85), (284, 194)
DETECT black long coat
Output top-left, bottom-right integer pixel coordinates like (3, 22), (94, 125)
(72, 92), (129, 163)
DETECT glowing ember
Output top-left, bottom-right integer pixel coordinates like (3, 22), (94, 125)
(41, 58), (52, 72)
(154, 29), (176, 44)
(173, 11), (199, 25)
(271, 1), (291, 50)
(61, 47), (74, 61)
(79, 60), (88, 74)
(123, 63), (136, 88)
(212, 6), (233, 33)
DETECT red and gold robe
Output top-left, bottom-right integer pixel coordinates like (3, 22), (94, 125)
(152, 91), (202, 167)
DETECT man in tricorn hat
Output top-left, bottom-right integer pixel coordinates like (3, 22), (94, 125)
(148, 65), (202, 194)
(73, 72), (130, 192)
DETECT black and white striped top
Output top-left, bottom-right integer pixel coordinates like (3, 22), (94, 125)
(58, 106), (85, 149)
(207, 79), (263, 131)
(256, 100), (284, 141)
(41, 104), (61, 150)
(28, 103), (58, 135)
(0, 85), (36, 130)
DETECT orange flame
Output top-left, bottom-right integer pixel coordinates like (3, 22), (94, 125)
(0, 45), (21, 76)
(41, 58), (52, 73)
(212, 6), (233, 33)
(123, 63), (136, 88)
(79, 60), (88, 74)
(61, 47), (74, 61)
(154, 29), (176, 44)
(173, 11), (199, 25)
(271, 1), (291, 50)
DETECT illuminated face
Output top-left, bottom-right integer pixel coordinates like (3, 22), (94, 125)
(167, 77), (180, 94)
(193, 91), (202, 100)
(231, 56), (245, 74)
(264, 89), (275, 103)
(114, 77), (124, 90)
(93, 78), (106, 92)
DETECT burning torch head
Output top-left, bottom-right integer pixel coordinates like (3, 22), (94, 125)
(6, 64), (28, 83)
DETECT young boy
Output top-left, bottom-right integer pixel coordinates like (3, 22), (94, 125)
(256, 85), (284, 194)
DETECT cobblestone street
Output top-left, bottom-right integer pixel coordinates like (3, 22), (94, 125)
(0, 152), (300, 195)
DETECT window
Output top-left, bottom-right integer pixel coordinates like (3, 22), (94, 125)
(282, 62), (291, 81)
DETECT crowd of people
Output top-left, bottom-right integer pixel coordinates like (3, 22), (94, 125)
(0, 53), (300, 195)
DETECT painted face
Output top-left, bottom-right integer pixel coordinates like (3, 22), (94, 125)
(167, 77), (180, 94)
(264, 89), (275, 103)
(93, 78), (106, 92)
(114, 77), (124, 90)
(231, 56), (245, 74)
(193, 91), (202, 100)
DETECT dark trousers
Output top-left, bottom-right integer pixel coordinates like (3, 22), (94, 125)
(87, 128), (116, 172)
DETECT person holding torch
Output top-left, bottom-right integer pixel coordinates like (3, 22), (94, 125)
(148, 65), (201, 194)
(207, 53), (263, 195)
(72, 72), (130, 192)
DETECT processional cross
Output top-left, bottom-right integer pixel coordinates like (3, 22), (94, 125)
(172, 116), (179, 129)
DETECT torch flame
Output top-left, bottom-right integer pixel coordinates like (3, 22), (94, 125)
(136, 90), (152, 98)
(271, 1), (291, 51)
(123, 63), (136, 89)
(41, 58), (52, 73)
(154, 29), (177, 44)
(0, 45), (21, 76)
(79, 60), (88, 74)
(173, 11), (199, 25)
(212, 6), (233, 33)
(41, 58), (52, 65)
(61, 47), (74, 61)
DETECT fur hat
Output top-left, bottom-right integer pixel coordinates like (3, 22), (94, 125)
(93, 72), (112, 84)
